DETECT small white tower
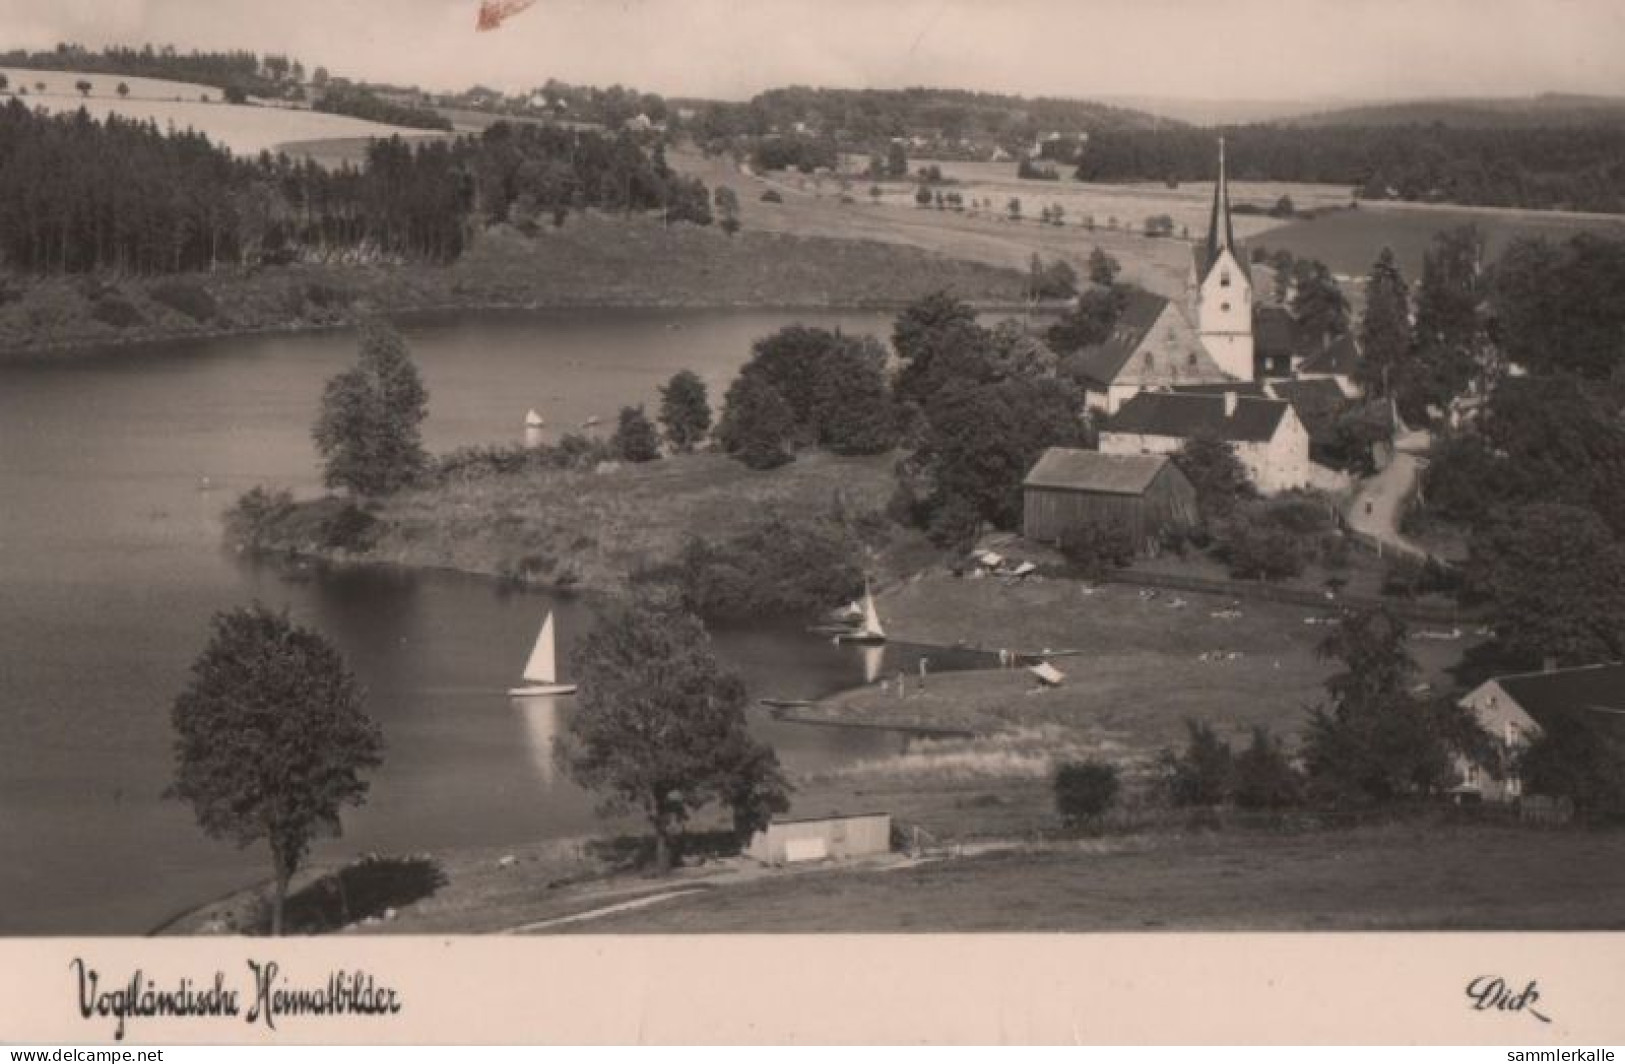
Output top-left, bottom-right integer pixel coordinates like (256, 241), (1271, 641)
(1192, 138), (1254, 380)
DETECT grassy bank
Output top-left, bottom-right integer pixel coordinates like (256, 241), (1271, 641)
(0, 214), (1028, 360)
(231, 449), (910, 593)
(554, 820), (1625, 932)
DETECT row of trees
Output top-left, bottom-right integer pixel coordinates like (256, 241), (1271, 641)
(1075, 126), (1625, 213)
(312, 85), (453, 131)
(0, 105), (711, 275)
(0, 42), (303, 99)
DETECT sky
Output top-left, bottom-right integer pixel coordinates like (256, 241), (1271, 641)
(3, 0), (1624, 104)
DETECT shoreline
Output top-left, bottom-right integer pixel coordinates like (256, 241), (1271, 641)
(0, 292), (1051, 365)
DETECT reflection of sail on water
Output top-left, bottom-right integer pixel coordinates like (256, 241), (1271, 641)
(515, 698), (561, 787)
(860, 643), (884, 685)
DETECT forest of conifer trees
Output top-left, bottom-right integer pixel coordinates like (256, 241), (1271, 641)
(0, 102), (711, 276)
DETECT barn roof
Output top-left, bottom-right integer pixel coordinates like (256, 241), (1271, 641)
(1299, 333), (1362, 375)
(1106, 391), (1288, 444)
(1023, 448), (1175, 496)
(1496, 663), (1625, 723)
(1067, 289), (1173, 387)
(1267, 378), (1348, 445)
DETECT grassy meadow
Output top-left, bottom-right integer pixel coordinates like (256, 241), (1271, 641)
(1254, 200), (1625, 276)
(559, 821), (1625, 932)
(247, 449), (904, 592)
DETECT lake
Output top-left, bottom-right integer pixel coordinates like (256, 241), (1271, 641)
(0, 308), (988, 935)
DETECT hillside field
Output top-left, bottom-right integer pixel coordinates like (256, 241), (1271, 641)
(1253, 201), (1625, 276)
(0, 67), (442, 156)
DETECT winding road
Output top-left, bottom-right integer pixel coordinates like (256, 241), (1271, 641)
(1342, 426), (1434, 560)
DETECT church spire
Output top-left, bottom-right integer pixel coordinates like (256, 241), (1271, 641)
(1205, 136), (1235, 260)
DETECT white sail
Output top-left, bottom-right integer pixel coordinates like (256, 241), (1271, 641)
(522, 612), (558, 684)
(860, 586), (884, 638)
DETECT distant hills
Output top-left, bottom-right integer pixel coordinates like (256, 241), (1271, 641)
(1278, 94), (1625, 129)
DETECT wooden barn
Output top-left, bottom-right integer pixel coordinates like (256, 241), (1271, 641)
(1022, 448), (1197, 551)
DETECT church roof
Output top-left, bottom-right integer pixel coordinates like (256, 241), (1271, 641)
(1106, 391), (1289, 444)
(1066, 289), (1173, 387)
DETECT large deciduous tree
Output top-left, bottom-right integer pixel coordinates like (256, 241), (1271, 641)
(167, 604), (384, 935)
(1465, 502), (1625, 670)
(313, 320), (430, 496)
(658, 370), (712, 453)
(715, 369), (796, 470)
(556, 596), (790, 872)
(1302, 606), (1485, 804)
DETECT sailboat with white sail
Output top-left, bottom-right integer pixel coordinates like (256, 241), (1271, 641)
(836, 582), (887, 645)
(508, 610), (577, 697)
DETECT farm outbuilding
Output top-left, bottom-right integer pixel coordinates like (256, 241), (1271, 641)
(746, 812), (892, 865)
(1022, 448), (1197, 552)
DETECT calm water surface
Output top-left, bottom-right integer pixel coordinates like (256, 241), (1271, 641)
(0, 308), (990, 934)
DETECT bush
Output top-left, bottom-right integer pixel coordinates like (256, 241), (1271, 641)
(1058, 520), (1135, 580)
(612, 405), (662, 462)
(318, 503), (381, 552)
(1053, 760), (1120, 825)
(226, 486), (295, 545)
(1160, 720), (1235, 806)
(654, 513), (864, 622)
(148, 280), (220, 322)
(1215, 504), (1308, 580)
(759, 190), (783, 204)
(91, 294), (144, 329)
(1233, 726), (1303, 809)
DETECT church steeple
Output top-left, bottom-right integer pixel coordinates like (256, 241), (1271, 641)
(1204, 136), (1235, 264)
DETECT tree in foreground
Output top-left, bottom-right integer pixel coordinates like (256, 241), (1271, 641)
(167, 604), (384, 935)
(1161, 719), (1235, 807)
(658, 370), (712, 453)
(612, 404), (662, 462)
(1518, 711), (1625, 815)
(313, 319), (430, 496)
(1086, 246), (1120, 287)
(556, 596), (790, 872)
(1302, 606), (1484, 804)
(1172, 430), (1255, 526)
(1465, 502), (1625, 669)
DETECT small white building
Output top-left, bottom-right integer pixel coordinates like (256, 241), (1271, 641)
(746, 812), (892, 865)
(1099, 390), (1311, 495)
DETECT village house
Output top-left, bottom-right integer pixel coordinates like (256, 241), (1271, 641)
(1100, 390), (1311, 494)
(1070, 289), (1235, 414)
(1253, 305), (1297, 380)
(1022, 448), (1198, 552)
(1455, 663), (1625, 803)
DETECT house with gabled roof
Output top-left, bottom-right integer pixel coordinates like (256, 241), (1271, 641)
(1066, 289), (1235, 414)
(1456, 663), (1625, 803)
(1099, 390), (1311, 494)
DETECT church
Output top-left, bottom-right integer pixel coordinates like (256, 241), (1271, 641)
(1072, 139), (1255, 414)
